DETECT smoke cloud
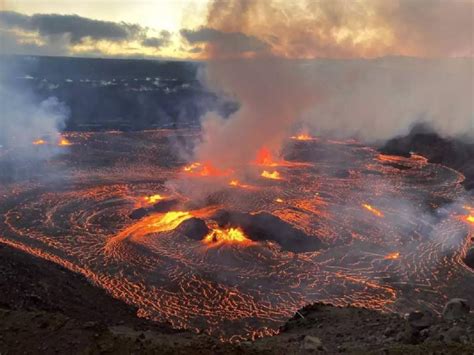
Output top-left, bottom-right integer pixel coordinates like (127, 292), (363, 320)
(0, 60), (69, 154)
(192, 0), (473, 168)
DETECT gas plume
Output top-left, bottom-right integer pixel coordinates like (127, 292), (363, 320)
(192, 0), (473, 169)
(0, 61), (69, 155)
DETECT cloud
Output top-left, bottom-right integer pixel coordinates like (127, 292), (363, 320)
(0, 11), (175, 58)
(180, 27), (269, 57)
(201, 0), (474, 59)
(191, 0), (474, 170)
(0, 11), (141, 43)
(141, 31), (171, 48)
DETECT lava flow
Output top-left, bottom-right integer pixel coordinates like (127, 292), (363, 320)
(58, 137), (72, 146)
(183, 161), (232, 177)
(291, 133), (315, 141)
(32, 139), (46, 145)
(362, 203), (384, 218)
(261, 170), (283, 180)
(1, 129), (473, 341)
(203, 226), (254, 247)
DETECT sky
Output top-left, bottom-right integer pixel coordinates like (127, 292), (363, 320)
(0, 0), (473, 60)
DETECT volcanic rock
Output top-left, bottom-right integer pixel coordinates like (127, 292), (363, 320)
(151, 199), (179, 213)
(380, 123), (474, 190)
(129, 208), (148, 220)
(176, 218), (210, 241)
(407, 310), (435, 331)
(302, 335), (323, 351)
(443, 326), (468, 343)
(463, 247), (474, 269)
(211, 210), (323, 253)
(443, 298), (470, 320)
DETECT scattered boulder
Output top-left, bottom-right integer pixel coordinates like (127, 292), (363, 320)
(464, 247), (474, 269)
(129, 208), (148, 220)
(302, 335), (324, 351)
(175, 218), (209, 241)
(443, 325), (467, 343)
(443, 298), (470, 320)
(407, 310), (434, 331)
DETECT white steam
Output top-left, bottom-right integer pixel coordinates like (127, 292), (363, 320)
(196, 57), (473, 167)
(0, 65), (69, 153)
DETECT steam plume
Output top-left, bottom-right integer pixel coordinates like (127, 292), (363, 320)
(192, 0), (473, 168)
(0, 60), (69, 154)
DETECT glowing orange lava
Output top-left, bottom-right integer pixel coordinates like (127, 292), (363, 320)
(143, 194), (164, 204)
(32, 139), (46, 145)
(151, 211), (192, 231)
(58, 137), (72, 146)
(203, 227), (254, 247)
(362, 203), (384, 217)
(183, 162), (232, 177)
(291, 133), (314, 141)
(255, 147), (277, 166)
(385, 252), (400, 260)
(255, 146), (312, 168)
(261, 170), (283, 180)
(229, 180), (251, 189)
(275, 198), (284, 203)
(183, 162), (201, 172)
(460, 206), (474, 225)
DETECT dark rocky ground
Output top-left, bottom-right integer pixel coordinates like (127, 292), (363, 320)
(0, 243), (243, 354)
(380, 124), (474, 190)
(1, 242), (474, 354)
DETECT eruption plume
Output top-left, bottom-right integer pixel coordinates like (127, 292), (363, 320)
(187, 0), (473, 171)
(0, 61), (69, 156)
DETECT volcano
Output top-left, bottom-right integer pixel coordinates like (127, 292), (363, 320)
(0, 129), (473, 341)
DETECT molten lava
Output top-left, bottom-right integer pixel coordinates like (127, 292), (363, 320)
(461, 206), (474, 225)
(203, 227), (254, 247)
(183, 162), (232, 177)
(149, 211), (193, 232)
(255, 147), (276, 166)
(275, 198), (284, 203)
(261, 170), (283, 180)
(291, 133), (314, 141)
(32, 139), (46, 145)
(229, 180), (251, 189)
(362, 203), (384, 217)
(58, 137), (72, 146)
(144, 194), (164, 204)
(385, 252), (400, 260)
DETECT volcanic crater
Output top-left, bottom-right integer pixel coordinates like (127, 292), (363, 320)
(0, 129), (473, 341)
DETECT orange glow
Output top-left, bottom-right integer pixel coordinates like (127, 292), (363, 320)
(255, 146), (312, 168)
(291, 133), (314, 141)
(32, 139), (46, 145)
(362, 203), (384, 217)
(183, 162), (201, 172)
(183, 161), (232, 177)
(229, 179), (252, 189)
(255, 147), (277, 166)
(385, 252), (400, 260)
(58, 137), (72, 146)
(203, 227), (253, 247)
(147, 211), (193, 233)
(275, 198), (284, 203)
(144, 194), (164, 204)
(461, 206), (474, 225)
(261, 170), (283, 180)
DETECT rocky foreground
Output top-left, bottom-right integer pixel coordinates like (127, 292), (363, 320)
(1, 243), (474, 354)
